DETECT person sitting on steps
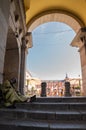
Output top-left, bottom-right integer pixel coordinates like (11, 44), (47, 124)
(0, 78), (36, 108)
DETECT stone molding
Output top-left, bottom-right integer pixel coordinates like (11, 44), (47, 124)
(71, 27), (86, 49)
(25, 32), (33, 48)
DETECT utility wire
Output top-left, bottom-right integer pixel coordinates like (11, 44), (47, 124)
(33, 29), (73, 35)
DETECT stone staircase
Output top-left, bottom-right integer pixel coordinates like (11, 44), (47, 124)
(0, 97), (86, 130)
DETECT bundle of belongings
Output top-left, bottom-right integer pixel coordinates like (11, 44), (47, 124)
(0, 78), (36, 108)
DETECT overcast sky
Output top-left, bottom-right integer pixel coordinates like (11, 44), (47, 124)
(26, 22), (81, 80)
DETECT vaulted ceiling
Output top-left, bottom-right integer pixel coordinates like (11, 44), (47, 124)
(24, 0), (86, 31)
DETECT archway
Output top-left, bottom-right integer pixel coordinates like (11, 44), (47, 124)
(27, 11), (84, 96)
(27, 11), (83, 32)
(27, 21), (82, 96)
(3, 27), (20, 90)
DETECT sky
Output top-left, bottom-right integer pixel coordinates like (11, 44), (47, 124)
(26, 22), (81, 80)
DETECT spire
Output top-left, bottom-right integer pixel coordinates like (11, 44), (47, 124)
(65, 73), (68, 79)
(65, 73), (69, 81)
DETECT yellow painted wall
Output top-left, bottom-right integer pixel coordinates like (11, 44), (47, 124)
(24, 0), (86, 26)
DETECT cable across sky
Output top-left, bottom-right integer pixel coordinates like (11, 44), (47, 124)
(33, 29), (73, 35)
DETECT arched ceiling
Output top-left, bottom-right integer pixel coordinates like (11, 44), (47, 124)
(27, 13), (82, 32)
(24, 0), (86, 31)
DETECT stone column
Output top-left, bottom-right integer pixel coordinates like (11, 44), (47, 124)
(79, 35), (86, 95)
(19, 32), (32, 94)
(41, 82), (47, 97)
(64, 81), (71, 96)
(71, 27), (86, 96)
(19, 37), (27, 95)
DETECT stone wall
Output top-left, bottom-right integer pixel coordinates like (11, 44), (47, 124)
(0, 0), (31, 93)
(0, 0), (10, 83)
(3, 27), (20, 89)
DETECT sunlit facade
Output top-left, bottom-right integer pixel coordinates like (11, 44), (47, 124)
(35, 78), (82, 97)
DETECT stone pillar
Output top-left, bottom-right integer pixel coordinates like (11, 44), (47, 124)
(79, 36), (86, 95)
(71, 27), (86, 96)
(64, 81), (71, 96)
(41, 82), (47, 97)
(19, 37), (27, 94)
(19, 32), (32, 94)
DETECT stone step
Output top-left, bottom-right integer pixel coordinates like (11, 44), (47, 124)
(36, 97), (86, 103)
(0, 97), (86, 130)
(0, 108), (86, 121)
(16, 102), (86, 111)
(0, 119), (86, 130)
